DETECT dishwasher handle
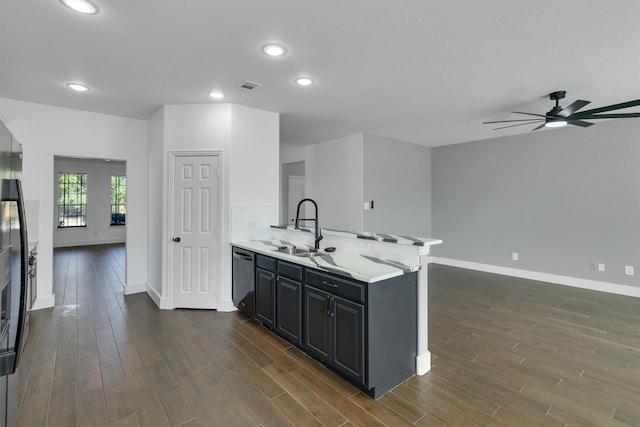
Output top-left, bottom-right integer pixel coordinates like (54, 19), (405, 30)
(233, 251), (254, 262)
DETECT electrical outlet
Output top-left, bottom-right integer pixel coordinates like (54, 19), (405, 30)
(363, 202), (370, 210)
(625, 266), (634, 276)
(512, 252), (519, 261)
(597, 263), (605, 272)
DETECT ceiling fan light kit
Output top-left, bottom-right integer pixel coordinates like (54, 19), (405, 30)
(484, 90), (640, 131)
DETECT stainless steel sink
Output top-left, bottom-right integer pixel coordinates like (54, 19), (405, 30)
(275, 247), (310, 256)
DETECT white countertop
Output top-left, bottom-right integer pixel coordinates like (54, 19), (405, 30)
(271, 225), (443, 247)
(232, 239), (420, 283)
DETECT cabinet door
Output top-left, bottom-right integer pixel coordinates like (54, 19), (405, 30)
(332, 296), (365, 385)
(276, 276), (301, 345)
(255, 268), (275, 328)
(304, 286), (331, 361)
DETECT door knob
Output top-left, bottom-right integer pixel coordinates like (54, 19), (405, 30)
(172, 237), (181, 242)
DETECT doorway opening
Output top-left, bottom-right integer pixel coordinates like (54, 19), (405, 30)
(281, 161), (305, 225)
(52, 155), (127, 290)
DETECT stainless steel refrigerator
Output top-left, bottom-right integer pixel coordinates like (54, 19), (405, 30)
(0, 122), (29, 427)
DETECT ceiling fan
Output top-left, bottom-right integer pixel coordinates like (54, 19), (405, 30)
(483, 91), (640, 131)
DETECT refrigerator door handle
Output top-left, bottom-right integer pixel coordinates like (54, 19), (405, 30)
(1, 179), (29, 374)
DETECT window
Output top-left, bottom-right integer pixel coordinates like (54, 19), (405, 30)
(58, 172), (87, 227)
(110, 175), (126, 225)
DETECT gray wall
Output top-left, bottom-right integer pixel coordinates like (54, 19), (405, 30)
(363, 134), (431, 236)
(432, 119), (640, 287)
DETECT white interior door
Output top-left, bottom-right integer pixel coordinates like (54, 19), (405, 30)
(171, 153), (220, 309)
(288, 176), (305, 224)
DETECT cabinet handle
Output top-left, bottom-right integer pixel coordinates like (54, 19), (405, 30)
(321, 280), (338, 288)
(325, 297), (331, 316)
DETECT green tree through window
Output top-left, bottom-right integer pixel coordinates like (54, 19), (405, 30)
(111, 175), (126, 225)
(58, 172), (87, 227)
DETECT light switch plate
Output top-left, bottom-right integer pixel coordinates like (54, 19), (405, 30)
(625, 265), (634, 276)
(363, 202), (370, 210)
(511, 252), (518, 261)
(598, 263), (605, 272)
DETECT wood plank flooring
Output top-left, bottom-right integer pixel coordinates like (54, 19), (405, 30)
(16, 244), (640, 426)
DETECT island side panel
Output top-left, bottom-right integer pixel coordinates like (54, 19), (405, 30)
(366, 272), (418, 397)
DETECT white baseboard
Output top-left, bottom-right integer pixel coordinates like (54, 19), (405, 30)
(53, 238), (126, 248)
(31, 294), (55, 310)
(146, 284), (168, 309)
(124, 281), (146, 295)
(217, 299), (237, 313)
(430, 257), (640, 298)
(416, 351), (431, 376)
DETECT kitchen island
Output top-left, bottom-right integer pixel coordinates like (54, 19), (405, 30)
(232, 226), (441, 398)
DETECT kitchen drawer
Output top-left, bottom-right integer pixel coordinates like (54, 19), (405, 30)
(278, 260), (303, 282)
(256, 254), (276, 272)
(305, 269), (364, 304)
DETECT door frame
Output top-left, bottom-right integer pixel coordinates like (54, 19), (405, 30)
(167, 150), (223, 309)
(288, 175), (305, 225)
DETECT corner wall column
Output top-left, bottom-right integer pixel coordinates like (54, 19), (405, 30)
(416, 251), (431, 375)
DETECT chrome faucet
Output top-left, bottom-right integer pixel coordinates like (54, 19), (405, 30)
(295, 198), (323, 251)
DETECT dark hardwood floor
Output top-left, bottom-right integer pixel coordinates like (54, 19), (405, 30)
(16, 244), (640, 426)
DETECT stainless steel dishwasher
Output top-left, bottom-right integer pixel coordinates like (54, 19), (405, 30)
(232, 247), (255, 318)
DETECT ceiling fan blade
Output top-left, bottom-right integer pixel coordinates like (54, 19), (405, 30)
(492, 121), (544, 130)
(557, 100), (590, 117)
(574, 112), (640, 119)
(567, 119), (594, 127)
(572, 99), (640, 117)
(511, 111), (546, 118)
(483, 119), (544, 124)
(531, 123), (546, 131)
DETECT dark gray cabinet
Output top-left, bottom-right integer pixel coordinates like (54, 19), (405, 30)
(275, 260), (303, 344)
(255, 255), (303, 345)
(241, 248), (418, 399)
(255, 254), (276, 329)
(332, 295), (364, 384)
(304, 286), (331, 359)
(305, 284), (365, 385)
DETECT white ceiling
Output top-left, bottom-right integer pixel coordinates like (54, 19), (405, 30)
(1, 0), (639, 147)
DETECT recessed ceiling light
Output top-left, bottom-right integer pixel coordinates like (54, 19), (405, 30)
(208, 91), (225, 99)
(262, 44), (287, 57)
(60, 0), (99, 14)
(66, 82), (90, 92)
(295, 77), (314, 87)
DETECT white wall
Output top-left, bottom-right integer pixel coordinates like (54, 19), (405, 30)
(306, 133), (364, 231)
(0, 97), (149, 308)
(363, 134), (431, 236)
(53, 157), (126, 247)
(282, 134), (432, 235)
(146, 108), (164, 299)
(149, 103), (279, 310)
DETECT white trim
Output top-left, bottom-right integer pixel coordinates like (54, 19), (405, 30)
(147, 284), (171, 309)
(124, 281), (146, 295)
(167, 150), (223, 310)
(31, 294), (55, 310)
(217, 299), (237, 313)
(416, 351), (431, 376)
(53, 238), (126, 248)
(430, 257), (640, 298)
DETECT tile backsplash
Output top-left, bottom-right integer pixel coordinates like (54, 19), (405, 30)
(231, 205), (277, 242)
